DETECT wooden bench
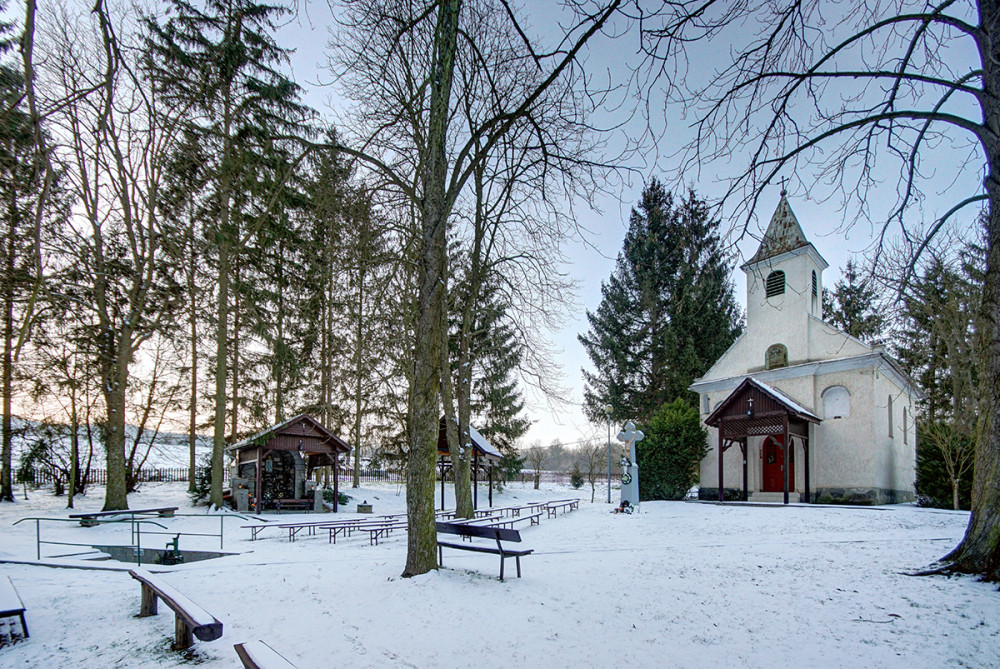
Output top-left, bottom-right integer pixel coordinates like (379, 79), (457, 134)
(69, 506), (178, 527)
(544, 499), (579, 518)
(129, 568), (222, 650)
(0, 576), (28, 645)
(436, 521), (533, 580)
(234, 640), (299, 668)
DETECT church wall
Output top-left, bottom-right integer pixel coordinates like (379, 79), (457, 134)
(810, 368), (879, 490)
(744, 251), (820, 370)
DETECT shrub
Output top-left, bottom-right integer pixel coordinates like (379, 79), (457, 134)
(637, 398), (708, 501)
(570, 463), (584, 489)
(189, 454), (213, 506)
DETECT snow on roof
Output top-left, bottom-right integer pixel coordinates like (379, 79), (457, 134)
(749, 377), (819, 420)
(468, 425), (501, 459)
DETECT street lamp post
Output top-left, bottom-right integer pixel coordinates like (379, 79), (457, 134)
(604, 404), (613, 503)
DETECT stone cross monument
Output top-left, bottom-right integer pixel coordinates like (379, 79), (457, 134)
(616, 421), (644, 508)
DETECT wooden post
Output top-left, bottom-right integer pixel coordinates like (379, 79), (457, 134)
(741, 439), (748, 501)
(139, 584), (157, 617)
(473, 448), (479, 509)
(717, 429), (724, 502)
(782, 416), (790, 505)
(173, 614), (193, 650)
(255, 446), (263, 513)
(488, 462), (493, 507)
(333, 452), (339, 512)
(804, 435), (810, 504)
(439, 458), (445, 510)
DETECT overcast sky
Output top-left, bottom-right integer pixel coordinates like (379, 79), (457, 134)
(274, 1), (982, 451)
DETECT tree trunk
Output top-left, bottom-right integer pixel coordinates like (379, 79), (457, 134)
(1, 229), (14, 502)
(211, 241), (230, 508)
(442, 302), (473, 518)
(102, 353), (129, 511)
(403, 0), (461, 578)
(188, 211), (198, 493)
(944, 1), (1000, 578)
(353, 263), (363, 489)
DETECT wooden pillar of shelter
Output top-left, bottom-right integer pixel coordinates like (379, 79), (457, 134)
(782, 415), (790, 505)
(333, 453), (339, 512)
(255, 447), (263, 513)
(474, 448), (479, 509)
(717, 429), (724, 502)
(741, 439), (748, 501)
(439, 457), (445, 511)
(488, 463), (493, 506)
(804, 435), (810, 504)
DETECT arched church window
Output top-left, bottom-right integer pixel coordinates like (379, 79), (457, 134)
(821, 386), (850, 419)
(766, 271), (786, 297)
(765, 343), (787, 370)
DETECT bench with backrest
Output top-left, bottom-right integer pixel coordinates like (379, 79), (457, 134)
(0, 576), (28, 645)
(436, 521), (533, 580)
(129, 568), (223, 650)
(234, 640), (299, 669)
(69, 506), (178, 527)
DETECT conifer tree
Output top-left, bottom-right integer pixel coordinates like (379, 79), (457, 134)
(145, 0), (312, 507)
(579, 180), (742, 423)
(822, 259), (885, 344)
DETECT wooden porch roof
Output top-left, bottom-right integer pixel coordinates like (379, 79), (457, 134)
(705, 377), (820, 441)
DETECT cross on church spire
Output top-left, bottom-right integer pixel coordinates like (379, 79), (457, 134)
(779, 176), (788, 197)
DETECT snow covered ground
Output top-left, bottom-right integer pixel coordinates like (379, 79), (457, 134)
(0, 481), (997, 668)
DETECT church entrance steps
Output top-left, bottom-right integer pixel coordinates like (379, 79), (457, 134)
(749, 491), (801, 503)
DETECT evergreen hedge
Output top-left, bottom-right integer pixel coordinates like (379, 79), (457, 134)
(636, 398), (708, 501)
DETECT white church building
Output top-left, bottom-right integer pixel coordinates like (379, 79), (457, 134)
(690, 194), (922, 504)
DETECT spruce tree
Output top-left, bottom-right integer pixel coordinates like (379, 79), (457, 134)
(145, 0), (312, 507)
(579, 180), (742, 423)
(822, 259), (885, 344)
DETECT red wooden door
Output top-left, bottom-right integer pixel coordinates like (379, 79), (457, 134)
(762, 435), (793, 492)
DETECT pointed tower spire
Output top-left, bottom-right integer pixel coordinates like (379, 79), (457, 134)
(748, 192), (810, 265)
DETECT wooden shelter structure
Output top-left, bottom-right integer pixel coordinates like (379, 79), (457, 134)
(227, 414), (351, 512)
(437, 419), (503, 509)
(704, 378), (820, 504)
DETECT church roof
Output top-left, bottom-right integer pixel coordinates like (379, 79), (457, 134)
(747, 193), (811, 265)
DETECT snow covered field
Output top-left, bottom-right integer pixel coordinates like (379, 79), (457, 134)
(0, 481), (997, 668)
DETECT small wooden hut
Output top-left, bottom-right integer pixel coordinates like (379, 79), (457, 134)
(227, 414), (351, 512)
(437, 419), (502, 509)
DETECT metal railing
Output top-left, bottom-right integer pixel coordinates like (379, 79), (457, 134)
(11, 512), (249, 565)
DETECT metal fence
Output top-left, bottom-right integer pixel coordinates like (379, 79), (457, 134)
(25, 467), (223, 487)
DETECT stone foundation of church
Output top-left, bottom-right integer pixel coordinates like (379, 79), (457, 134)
(698, 487), (916, 505)
(808, 487), (915, 505)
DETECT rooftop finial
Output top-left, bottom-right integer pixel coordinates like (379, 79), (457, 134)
(779, 176), (788, 197)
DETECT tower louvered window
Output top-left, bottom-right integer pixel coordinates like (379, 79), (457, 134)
(812, 270), (817, 296)
(766, 271), (785, 297)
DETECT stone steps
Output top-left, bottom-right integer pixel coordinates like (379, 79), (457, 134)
(749, 491), (801, 503)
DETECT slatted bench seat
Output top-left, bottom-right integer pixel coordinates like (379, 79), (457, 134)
(234, 640), (299, 668)
(544, 499), (579, 518)
(436, 521), (533, 580)
(69, 506), (178, 527)
(129, 568), (222, 650)
(0, 576), (28, 645)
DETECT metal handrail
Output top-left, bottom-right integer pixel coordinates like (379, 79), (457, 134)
(13, 517), (168, 564)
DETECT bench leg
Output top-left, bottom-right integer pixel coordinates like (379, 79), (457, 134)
(19, 612), (28, 638)
(516, 555), (522, 578)
(140, 584), (158, 617)
(438, 545), (443, 567)
(173, 614), (193, 650)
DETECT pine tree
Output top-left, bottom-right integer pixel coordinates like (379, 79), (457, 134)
(822, 259), (885, 344)
(579, 180), (742, 423)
